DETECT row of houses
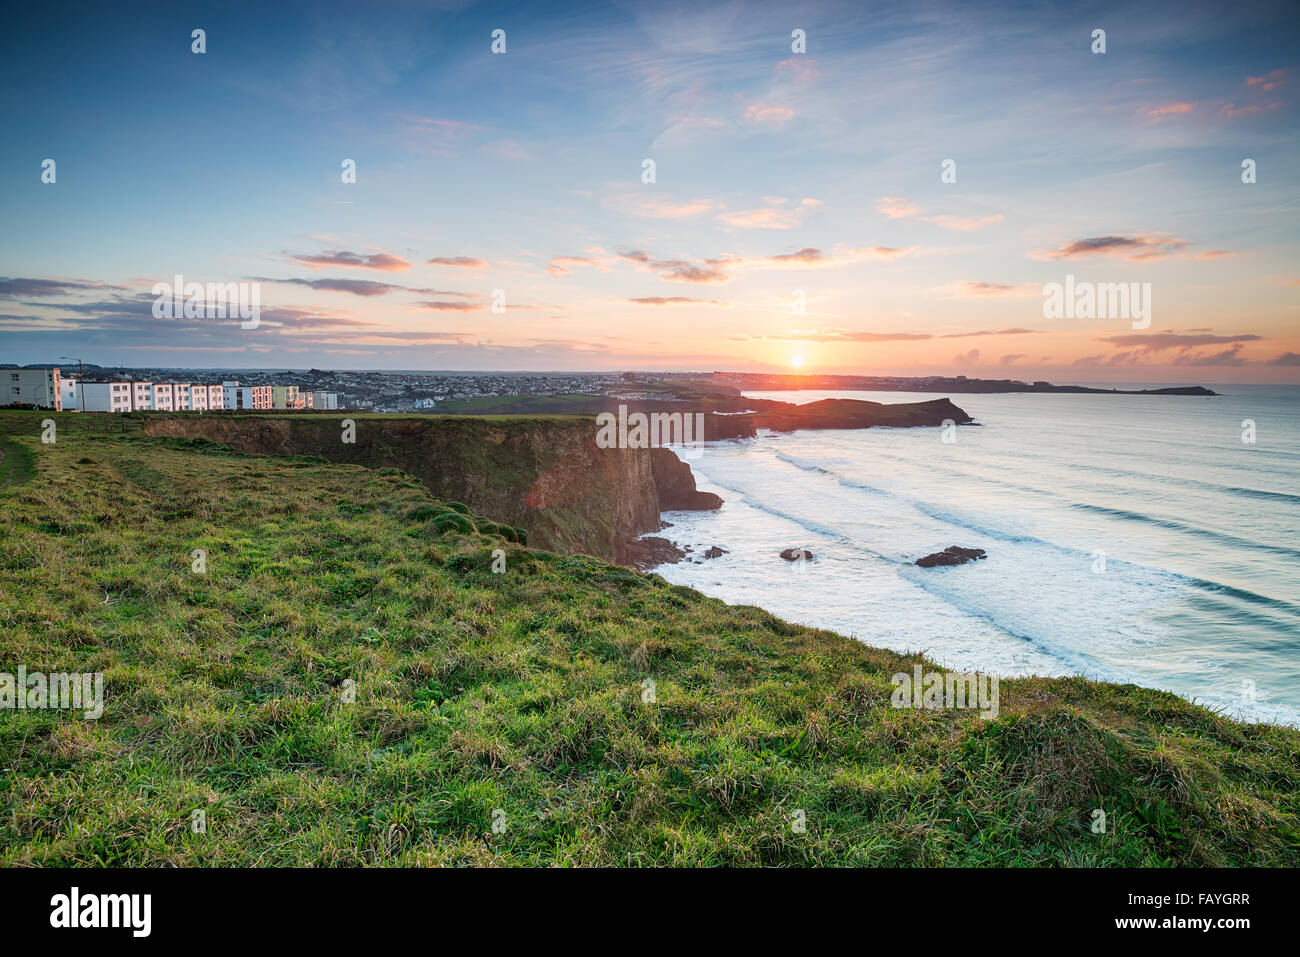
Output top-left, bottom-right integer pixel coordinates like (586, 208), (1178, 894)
(5, 368), (337, 412)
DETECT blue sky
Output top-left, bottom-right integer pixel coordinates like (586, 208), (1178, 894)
(2, 0), (1297, 381)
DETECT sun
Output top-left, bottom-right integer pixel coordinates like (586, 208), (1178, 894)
(790, 354), (805, 368)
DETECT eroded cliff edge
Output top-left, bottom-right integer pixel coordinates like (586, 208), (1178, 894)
(142, 415), (716, 564)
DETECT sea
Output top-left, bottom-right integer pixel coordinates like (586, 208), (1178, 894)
(650, 385), (1300, 726)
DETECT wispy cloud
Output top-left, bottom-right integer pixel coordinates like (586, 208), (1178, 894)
(718, 197), (821, 230)
(603, 194), (717, 220)
(1033, 234), (1189, 261)
(628, 296), (727, 306)
(938, 327), (1042, 338)
(921, 213), (1004, 232)
(743, 103), (795, 125)
(763, 329), (931, 342)
(547, 255), (612, 278)
(1141, 102), (1196, 122)
(877, 197), (919, 219)
(287, 250), (411, 271)
(427, 256), (488, 269)
(0, 277), (127, 297)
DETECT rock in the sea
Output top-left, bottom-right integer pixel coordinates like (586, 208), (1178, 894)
(915, 546), (986, 568)
(703, 546), (728, 558)
(780, 547), (814, 561)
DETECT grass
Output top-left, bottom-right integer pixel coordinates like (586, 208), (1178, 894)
(0, 429), (1297, 866)
(0, 438), (35, 488)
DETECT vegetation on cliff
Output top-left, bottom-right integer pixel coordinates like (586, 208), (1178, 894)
(0, 419), (1297, 866)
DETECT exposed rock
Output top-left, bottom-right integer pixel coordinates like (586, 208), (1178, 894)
(780, 548), (814, 561)
(916, 546), (987, 568)
(703, 546), (728, 558)
(651, 448), (723, 511)
(624, 536), (686, 570)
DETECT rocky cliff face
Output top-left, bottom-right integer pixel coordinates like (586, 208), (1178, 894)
(142, 415), (718, 563)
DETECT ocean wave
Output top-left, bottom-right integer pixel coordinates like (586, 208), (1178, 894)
(1069, 503), (1300, 562)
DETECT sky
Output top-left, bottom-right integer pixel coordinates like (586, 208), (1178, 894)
(1, 0), (1297, 383)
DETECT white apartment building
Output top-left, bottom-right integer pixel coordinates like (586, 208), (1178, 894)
(77, 382), (133, 412)
(221, 381), (271, 410)
(314, 392), (339, 410)
(60, 377), (79, 409)
(152, 383), (175, 411)
(190, 385), (208, 411)
(5, 367), (62, 409)
(206, 384), (224, 409)
(172, 383), (192, 410)
(131, 381), (153, 411)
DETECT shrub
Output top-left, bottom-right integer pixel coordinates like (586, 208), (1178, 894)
(432, 511), (476, 536)
(407, 505), (443, 522)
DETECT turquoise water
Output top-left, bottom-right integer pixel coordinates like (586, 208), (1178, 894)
(652, 385), (1300, 726)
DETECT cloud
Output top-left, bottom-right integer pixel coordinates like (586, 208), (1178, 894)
(1269, 352), (1300, 366)
(287, 250), (410, 271)
(875, 198), (1000, 231)
(628, 296), (727, 306)
(0, 277), (127, 297)
(1034, 234), (1189, 261)
(850, 246), (912, 260)
(763, 330), (931, 343)
(1141, 102), (1196, 122)
(877, 197), (918, 219)
(762, 246), (911, 266)
(952, 348), (980, 365)
(393, 114), (486, 156)
(947, 282), (1035, 298)
(1096, 332), (1262, 352)
(1246, 68), (1288, 92)
(920, 213), (1004, 231)
(603, 194), (717, 219)
(768, 247), (824, 263)
(1070, 351), (1139, 367)
(256, 277), (428, 297)
(1196, 250), (1235, 260)
(743, 103), (795, 125)
(416, 300), (485, 312)
(718, 197), (821, 230)
(613, 244), (913, 285)
(1220, 101), (1284, 118)
(546, 255), (612, 278)
(1172, 343), (1247, 366)
(427, 256), (487, 269)
(938, 327), (1041, 338)
(617, 250), (732, 283)
(257, 278), (484, 303)
(999, 354), (1028, 365)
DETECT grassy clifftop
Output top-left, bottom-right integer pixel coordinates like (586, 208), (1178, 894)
(1, 429), (1297, 866)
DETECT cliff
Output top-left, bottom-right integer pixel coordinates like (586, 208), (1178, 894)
(142, 414), (718, 563)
